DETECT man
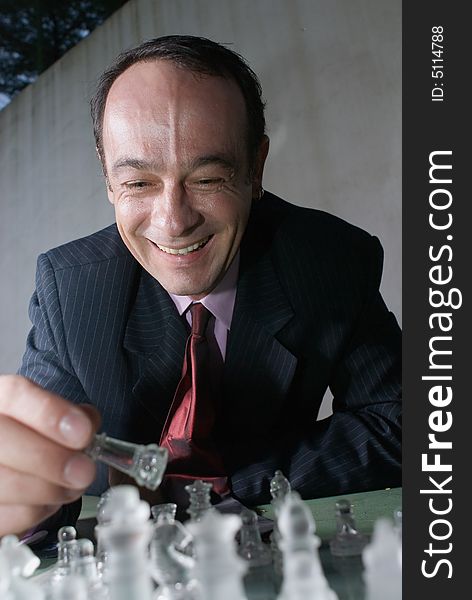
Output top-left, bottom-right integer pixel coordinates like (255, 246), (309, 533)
(0, 36), (401, 538)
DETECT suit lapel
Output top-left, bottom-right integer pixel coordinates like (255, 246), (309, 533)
(123, 269), (188, 426)
(223, 228), (297, 433)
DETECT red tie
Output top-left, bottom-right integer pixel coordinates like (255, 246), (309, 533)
(160, 303), (229, 499)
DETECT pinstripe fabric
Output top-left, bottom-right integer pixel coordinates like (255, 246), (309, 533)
(19, 193), (401, 505)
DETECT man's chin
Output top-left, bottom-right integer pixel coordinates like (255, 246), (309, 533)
(159, 280), (214, 300)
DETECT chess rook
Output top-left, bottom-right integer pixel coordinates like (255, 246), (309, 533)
(85, 432), (168, 490)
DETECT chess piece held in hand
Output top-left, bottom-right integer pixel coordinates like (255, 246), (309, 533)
(85, 433), (168, 490)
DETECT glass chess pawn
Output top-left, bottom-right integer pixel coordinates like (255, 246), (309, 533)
(329, 498), (368, 557)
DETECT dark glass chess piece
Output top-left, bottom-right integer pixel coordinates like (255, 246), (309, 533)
(329, 499), (368, 557)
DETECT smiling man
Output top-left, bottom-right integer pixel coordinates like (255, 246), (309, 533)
(0, 36), (401, 537)
(102, 59), (266, 300)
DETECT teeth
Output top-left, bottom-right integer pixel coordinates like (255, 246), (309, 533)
(156, 236), (210, 256)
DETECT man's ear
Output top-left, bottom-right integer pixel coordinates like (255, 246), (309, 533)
(106, 182), (115, 205)
(96, 146), (114, 204)
(252, 135), (270, 199)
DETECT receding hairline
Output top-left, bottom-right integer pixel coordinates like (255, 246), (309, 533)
(91, 35), (266, 173)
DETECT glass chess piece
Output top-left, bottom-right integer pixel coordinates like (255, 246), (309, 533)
(0, 535), (44, 600)
(68, 539), (107, 600)
(329, 498), (368, 557)
(270, 470), (291, 508)
(49, 574), (88, 600)
(94, 486), (154, 600)
(393, 508), (402, 539)
(277, 492), (338, 600)
(85, 432), (168, 490)
(150, 503), (195, 598)
(238, 508), (272, 567)
(362, 518), (402, 600)
(186, 511), (248, 600)
(269, 469), (291, 581)
(53, 526), (78, 580)
(185, 480), (213, 522)
(151, 503), (178, 523)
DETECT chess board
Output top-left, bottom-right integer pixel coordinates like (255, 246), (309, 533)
(31, 487), (401, 600)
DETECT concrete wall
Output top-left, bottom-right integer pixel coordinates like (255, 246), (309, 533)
(0, 0), (401, 375)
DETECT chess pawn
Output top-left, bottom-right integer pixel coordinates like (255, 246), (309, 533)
(185, 480), (213, 522)
(393, 508), (402, 540)
(269, 470), (291, 580)
(95, 489), (113, 576)
(393, 508), (403, 568)
(69, 539), (108, 599)
(49, 574), (88, 600)
(277, 492), (338, 600)
(362, 518), (402, 600)
(329, 499), (368, 557)
(95, 485), (154, 600)
(238, 509), (275, 600)
(50, 526), (78, 582)
(150, 507), (195, 599)
(187, 511), (248, 600)
(238, 508), (272, 567)
(270, 470), (291, 510)
(0, 534), (44, 600)
(85, 432), (168, 490)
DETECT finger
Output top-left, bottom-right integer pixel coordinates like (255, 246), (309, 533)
(0, 463), (85, 505)
(78, 403), (101, 432)
(0, 414), (96, 489)
(0, 375), (96, 449)
(0, 503), (62, 538)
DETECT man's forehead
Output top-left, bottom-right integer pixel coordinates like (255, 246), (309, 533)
(105, 60), (245, 115)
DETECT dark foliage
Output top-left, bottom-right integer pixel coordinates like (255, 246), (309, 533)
(0, 0), (128, 98)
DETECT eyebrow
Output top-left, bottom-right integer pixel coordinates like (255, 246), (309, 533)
(111, 154), (237, 176)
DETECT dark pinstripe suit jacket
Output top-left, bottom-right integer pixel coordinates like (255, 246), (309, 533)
(19, 192), (401, 505)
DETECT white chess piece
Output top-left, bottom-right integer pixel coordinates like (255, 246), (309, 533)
(362, 518), (402, 600)
(150, 507), (195, 600)
(0, 534), (44, 600)
(185, 480), (214, 522)
(95, 485), (154, 600)
(187, 510), (248, 600)
(269, 470), (291, 580)
(238, 508), (272, 567)
(277, 492), (338, 600)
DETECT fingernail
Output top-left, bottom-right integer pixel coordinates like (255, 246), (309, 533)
(59, 409), (92, 446)
(64, 454), (95, 488)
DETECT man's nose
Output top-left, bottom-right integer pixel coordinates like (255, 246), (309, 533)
(152, 182), (201, 237)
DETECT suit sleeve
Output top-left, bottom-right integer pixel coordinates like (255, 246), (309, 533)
(18, 253), (91, 403)
(230, 235), (401, 505)
(17, 253), (89, 538)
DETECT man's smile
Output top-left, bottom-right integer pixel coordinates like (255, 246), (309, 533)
(154, 235), (213, 256)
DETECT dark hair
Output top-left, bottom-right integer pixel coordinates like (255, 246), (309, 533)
(91, 35), (266, 169)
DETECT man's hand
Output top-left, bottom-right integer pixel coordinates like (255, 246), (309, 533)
(0, 375), (99, 536)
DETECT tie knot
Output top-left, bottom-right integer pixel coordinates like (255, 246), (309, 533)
(190, 303), (211, 337)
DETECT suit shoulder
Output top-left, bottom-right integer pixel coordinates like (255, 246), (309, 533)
(260, 192), (377, 252)
(41, 224), (131, 271)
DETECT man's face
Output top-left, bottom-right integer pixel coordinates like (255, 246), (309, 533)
(102, 60), (268, 299)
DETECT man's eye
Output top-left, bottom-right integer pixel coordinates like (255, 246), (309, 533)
(188, 178), (225, 192)
(125, 181), (151, 189)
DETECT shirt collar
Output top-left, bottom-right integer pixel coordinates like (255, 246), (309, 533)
(168, 251), (239, 331)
